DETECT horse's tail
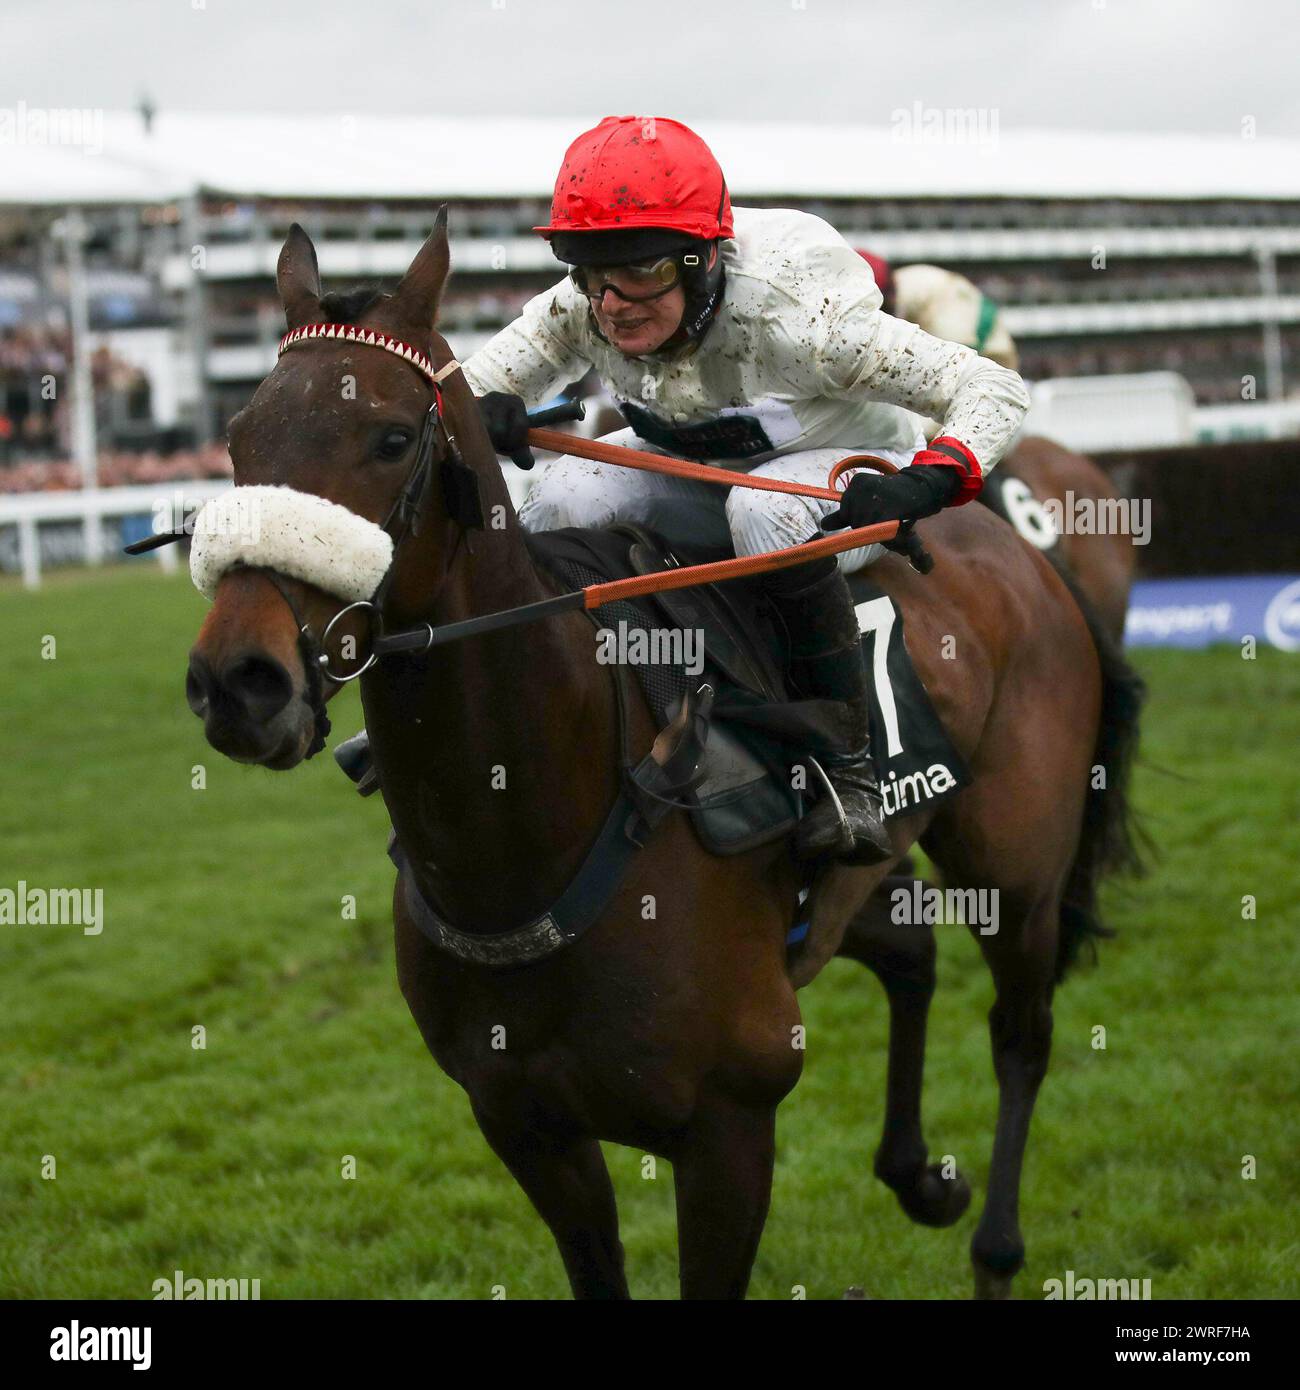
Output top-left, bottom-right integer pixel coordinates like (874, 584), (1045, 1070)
(1054, 565), (1148, 982)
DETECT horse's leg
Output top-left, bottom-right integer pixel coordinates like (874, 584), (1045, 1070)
(967, 896), (1058, 1300)
(837, 879), (971, 1227)
(473, 1110), (630, 1300)
(671, 1095), (778, 1300)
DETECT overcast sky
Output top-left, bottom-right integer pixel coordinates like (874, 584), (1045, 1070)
(4, 0), (1298, 139)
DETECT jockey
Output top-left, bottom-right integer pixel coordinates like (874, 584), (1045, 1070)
(464, 116), (1030, 865)
(855, 250), (1020, 371)
(342, 116), (1030, 866)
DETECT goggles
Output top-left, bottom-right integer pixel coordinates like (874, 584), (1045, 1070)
(569, 253), (699, 303)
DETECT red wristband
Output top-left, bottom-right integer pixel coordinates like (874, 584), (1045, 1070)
(913, 435), (983, 505)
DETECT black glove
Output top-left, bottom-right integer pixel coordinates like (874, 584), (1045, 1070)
(476, 391), (535, 470)
(822, 463), (962, 531)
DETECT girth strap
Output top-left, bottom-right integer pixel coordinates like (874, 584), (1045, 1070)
(388, 661), (712, 970)
(389, 746), (673, 970)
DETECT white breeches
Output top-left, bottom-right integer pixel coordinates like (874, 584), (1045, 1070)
(518, 427), (922, 574)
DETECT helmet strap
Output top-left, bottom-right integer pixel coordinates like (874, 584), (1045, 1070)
(664, 245), (725, 351)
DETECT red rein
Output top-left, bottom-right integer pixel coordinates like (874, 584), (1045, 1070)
(523, 427), (902, 607)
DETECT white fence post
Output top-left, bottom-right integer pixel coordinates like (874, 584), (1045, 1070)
(19, 516), (39, 589)
(84, 503), (104, 567)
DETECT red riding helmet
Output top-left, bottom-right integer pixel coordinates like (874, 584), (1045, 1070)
(855, 249), (895, 314)
(535, 115), (734, 243)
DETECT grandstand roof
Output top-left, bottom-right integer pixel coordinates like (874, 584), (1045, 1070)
(6, 111), (1300, 206)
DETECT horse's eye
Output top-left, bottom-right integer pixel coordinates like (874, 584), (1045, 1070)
(376, 429), (413, 462)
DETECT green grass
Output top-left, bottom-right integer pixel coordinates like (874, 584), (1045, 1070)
(1, 565), (1297, 1299)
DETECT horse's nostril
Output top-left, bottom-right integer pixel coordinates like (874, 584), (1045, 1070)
(186, 655), (212, 716)
(225, 655), (294, 724)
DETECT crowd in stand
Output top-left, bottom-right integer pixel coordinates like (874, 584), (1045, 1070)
(0, 442), (232, 494)
(0, 324), (231, 491)
(0, 326), (69, 460)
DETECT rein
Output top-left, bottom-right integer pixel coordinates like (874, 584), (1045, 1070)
(363, 435), (908, 663)
(528, 427), (863, 502)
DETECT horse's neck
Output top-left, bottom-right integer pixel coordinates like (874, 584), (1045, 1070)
(366, 496), (619, 928)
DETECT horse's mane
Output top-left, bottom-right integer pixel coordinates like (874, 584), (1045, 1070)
(319, 285), (386, 323)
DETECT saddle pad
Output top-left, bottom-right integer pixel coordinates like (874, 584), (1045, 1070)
(848, 580), (971, 820)
(621, 528), (972, 823)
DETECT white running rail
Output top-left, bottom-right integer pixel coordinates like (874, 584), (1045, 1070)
(0, 480), (232, 589)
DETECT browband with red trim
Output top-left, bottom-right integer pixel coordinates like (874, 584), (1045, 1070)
(278, 321), (461, 387)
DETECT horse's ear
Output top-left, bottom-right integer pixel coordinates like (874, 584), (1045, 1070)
(277, 224), (322, 330)
(393, 206), (450, 331)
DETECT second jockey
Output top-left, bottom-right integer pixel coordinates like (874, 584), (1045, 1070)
(855, 250), (1020, 371)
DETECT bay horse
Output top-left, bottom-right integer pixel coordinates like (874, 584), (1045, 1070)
(1003, 435), (1137, 644)
(184, 217), (1142, 1299)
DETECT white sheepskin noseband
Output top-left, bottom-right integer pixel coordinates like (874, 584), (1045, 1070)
(189, 485), (394, 603)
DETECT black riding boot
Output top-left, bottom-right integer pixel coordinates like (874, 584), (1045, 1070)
(764, 556), (892, 866)
(335, 728), (379, 796)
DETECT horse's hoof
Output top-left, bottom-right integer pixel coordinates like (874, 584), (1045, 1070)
(843, 1286), (869, 1300)
(896, 1164), (972, 1228)
(973, 1267), (1015, 1300)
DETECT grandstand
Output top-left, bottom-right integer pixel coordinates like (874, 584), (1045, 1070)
(3, 110), (1300, 472)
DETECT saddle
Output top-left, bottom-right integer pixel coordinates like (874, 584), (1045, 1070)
(527, 498), (970, 856)
(528, 523), (807, 855)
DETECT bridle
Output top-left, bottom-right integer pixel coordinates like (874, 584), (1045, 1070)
(265, 323), (486, 754)
(120, 320), (481, 758)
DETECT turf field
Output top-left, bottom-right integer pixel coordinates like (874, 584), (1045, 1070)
(1, 565), (1296, 1299)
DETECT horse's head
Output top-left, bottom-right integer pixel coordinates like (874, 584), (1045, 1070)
(186, 210), (485, 769)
